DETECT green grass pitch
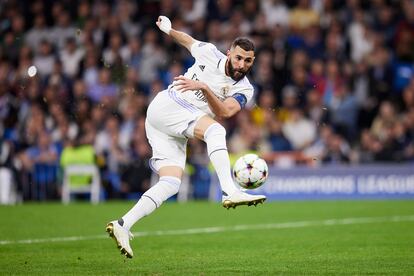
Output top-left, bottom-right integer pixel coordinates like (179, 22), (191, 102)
(1, 200), (414, 275)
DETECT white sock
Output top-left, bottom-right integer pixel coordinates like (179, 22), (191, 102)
(204, 123), (238, 196)
(120, 176), (181, 230)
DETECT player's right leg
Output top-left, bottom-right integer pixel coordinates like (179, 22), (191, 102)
(193, 115), (266, 209)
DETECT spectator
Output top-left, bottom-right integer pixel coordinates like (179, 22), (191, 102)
(82, 50), (100, 86)
(60, 138), (96, 191)
(44, 61), (72, 103)
(139, 29), (167, 85)
(322, 59), (343, 105)
(88, 68), (118, 103)
(50, 10), (77, 49)
(102, 33), (130, 66)
(321, 133), (351, 164)
(126, 37), (142, 71)
(306, 88), (325, 124)
(402, 81), (414, 112)
(373, 4), (396, 47)
(357, 129), (378, 163)
(261, 0), (289, 28)
(267, 117), (292, 152)
(120, 139), (152, 198)
(288, 65), (312, 107)
(368, 47), (393, 103)
(277, 85), (299, 122)
(60, 37), (85, 78)
(308, 59), (326, 95)
(348, 9), (374, 63)
(18, 130), (59, 200)
(19, 131), (58, 171)
(33, 39), (56, 78)
(229, 110), (267, 153)
(304, 125), (334, 161)
(251, 89), (276, 127)
(289, 0), (319, 33)
(25, 14), (50, 52)
(179, 0), (206, 24)
(326, 82), (358, 141)
(282, 108), (317, 150)
(94, 116), (128, 173)
(371, 101), (398, 142)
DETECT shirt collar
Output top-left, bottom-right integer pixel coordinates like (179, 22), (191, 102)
(218, 57), (227, 75)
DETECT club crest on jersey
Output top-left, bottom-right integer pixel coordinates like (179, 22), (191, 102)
(221, 86), (230, 96)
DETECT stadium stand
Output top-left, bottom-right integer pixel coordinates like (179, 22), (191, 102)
(0, 0), (413, 202)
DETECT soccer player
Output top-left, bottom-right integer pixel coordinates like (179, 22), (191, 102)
(106, 15), (266, 258)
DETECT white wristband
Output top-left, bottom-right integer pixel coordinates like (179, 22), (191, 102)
(158, 16), (172, 35)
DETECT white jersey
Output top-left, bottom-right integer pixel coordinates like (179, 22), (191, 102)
(169, 41), (254, 117)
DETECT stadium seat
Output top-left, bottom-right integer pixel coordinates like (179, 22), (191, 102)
(62, 164), (101, 204)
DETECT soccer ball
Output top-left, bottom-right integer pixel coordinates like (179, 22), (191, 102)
(233, 154), (268, 189)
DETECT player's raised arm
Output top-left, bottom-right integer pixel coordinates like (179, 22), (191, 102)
(156, 16), (195, 51)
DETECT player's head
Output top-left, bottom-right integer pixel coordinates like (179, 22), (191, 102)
(226, 37), (255, 81)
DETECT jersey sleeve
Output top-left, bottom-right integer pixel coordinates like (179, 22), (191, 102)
(190, 41), (225, 60)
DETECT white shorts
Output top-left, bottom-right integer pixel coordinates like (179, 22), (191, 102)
(145, 89), (206, 173)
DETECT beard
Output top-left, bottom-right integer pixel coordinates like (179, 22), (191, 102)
(226, 60), (251, 81)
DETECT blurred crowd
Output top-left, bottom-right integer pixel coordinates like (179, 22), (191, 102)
(0, 0), (413, 201)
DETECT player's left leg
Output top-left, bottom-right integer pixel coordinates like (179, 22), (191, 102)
(120, 166), (182, 230)
(193, 115), (266, 209)
(106, 220), (134, 258)
(107, 107), (188, 258)
(106, 166), (182, 258)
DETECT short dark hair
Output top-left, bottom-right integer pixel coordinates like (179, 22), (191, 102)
(231, 37), (255, 52)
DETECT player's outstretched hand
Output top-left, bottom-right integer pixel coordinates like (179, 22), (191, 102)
(174, 75), (206, 92)
(156, 16), (171, 35)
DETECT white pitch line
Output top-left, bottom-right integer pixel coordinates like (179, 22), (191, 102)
(1, 215), (414, 246)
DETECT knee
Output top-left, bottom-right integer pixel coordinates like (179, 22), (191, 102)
(159, 176), (181, 195)
(204, 123), (226, 140)
(203, 123), (228, 156)
(144, 176), (181, 206)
